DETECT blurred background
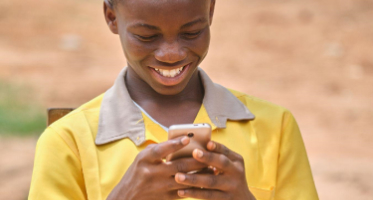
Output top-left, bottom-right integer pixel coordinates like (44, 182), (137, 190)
(0, 0), (372, 199)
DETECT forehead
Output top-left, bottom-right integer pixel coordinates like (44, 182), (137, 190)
(117, 0), (210, 28)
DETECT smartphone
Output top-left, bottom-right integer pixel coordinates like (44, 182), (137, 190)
(166, 123), (211, 161)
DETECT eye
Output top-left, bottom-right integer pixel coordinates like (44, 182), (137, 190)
(135, 34), (158, 42)
(182, 31), (202, 39)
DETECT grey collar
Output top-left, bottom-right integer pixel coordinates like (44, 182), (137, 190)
(95, 67), (255, 146)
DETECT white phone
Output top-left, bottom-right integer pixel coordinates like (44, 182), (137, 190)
(166, 123), (211, 161)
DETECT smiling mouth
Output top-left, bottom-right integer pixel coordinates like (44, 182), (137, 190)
(151, 64), (189, 78)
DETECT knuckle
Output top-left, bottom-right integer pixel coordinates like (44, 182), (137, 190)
(237, 165), (245, 174)
(223, 146), (230, 156)
(137, 144), (157, 162)
(139, 167), (154, 182)
(135, 151), (147, 163)
(207, 152), (214, 162)
(189, 175), (197, 184)
(208, 175), (218, 188)
(233, 162), (245, 173)
(176, 162), (186, 172)
(151, 145), (162, 157)
(236, 154), (244, 162)
(215, 143), (223, 152)
(219, 154), (230, 167)
(170, 139), (182, 149)
(139, 166), (152, 176)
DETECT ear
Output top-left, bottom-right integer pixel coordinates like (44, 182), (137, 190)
(209, 0), (216, 25)
(104, 0), (118, 34)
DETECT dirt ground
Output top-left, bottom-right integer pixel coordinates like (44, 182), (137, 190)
(0, 0), (372, 199)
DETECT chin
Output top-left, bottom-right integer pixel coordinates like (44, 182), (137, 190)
(152, 84), (186, 96)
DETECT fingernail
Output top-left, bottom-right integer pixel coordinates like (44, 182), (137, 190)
(181, 137), (189, 145)
(194, 149), (203, 158)
(177, 173), (186, 182)
(178, 190), (185, 196)
(207, 141), (216, 150)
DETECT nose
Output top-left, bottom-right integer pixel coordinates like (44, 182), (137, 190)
(154, 40), (187, 64)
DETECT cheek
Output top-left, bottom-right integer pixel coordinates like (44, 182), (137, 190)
(187, 30), (211, 58)
(120, 34), (155, 62)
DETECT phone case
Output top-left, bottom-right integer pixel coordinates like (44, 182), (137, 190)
(166, 123), (211, 161)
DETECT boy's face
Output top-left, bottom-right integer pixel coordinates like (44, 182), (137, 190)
(105, 0), (215, 95)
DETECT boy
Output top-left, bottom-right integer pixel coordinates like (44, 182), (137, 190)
(29, 0), (318, 199)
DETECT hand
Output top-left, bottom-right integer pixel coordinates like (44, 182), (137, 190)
(107, 136), (208, 200)
(174, 141), (256, 200)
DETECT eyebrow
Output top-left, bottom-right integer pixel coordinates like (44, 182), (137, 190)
(180, 17), (207, 29)
(130, 17), (208, 31)
(130, 23), (159, 30)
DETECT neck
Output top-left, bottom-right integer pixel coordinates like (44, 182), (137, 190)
(125, 67), (204, 107)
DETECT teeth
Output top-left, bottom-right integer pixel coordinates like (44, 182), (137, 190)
(170, 69), (176, 77)
(153, 66), (184, 78)
(163, 70), (170, 76)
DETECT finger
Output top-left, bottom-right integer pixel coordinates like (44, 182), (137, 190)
(178, 188), (229, 200)
(207, 141), (243, 162)
(164, 157), (208, 175)
(175, 173), (231, 191)
(143, 136), (190, 162)
(163, 177), (192, 191)
(192, 149), (234, 171)
(166, 190), (185, 200)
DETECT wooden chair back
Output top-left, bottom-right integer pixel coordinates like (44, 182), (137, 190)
(47, 108), (74, 126)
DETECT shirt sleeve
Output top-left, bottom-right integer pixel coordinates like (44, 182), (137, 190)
(274, 111), (319, 200)
(29, 127), (87, 200)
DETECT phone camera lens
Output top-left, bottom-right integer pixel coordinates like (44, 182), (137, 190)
(187, 133), (194, 138)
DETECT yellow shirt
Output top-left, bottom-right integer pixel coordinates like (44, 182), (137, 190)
(29, 68), (318, 200)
